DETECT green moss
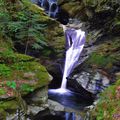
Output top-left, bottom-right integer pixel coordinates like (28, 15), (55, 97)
(86, 30), (102, 43)
(45, 24), (65, 58)
(0, 88), (6, 95)
(0, 49), (15, 63)
(0, 100), (18, 110)
(20, 84), (34, 92)
(0, 64), (12, 77)
(0, 37), (49, 96)
(0, 47), (34, 64)
(22, 0), (52, 23)
(86, 37), (120, 69)
(14, 53), (34, 62)
(0, 108), (6, 120)
(84, 0), (98, 7)
(5, 61), (49, 94)
(91, 79), (120, 120)
(61, 1), (85, 18)
(0, 100), (18, 119)
(86, 52), (115, 69)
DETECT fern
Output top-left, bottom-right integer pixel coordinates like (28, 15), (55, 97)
(0, 1), (48, 51)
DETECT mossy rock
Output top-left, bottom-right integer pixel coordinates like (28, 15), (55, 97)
(0, 36), (50, 98)
(0, 0), (65, 62)
(0, 100), (20, 120)
(59, 0), (120, 28)
(86, 37), (120, 70)
(0, 56), (50, 97)
(45, 24), (65, 58)
(23, 0), (65, 57)
(0, 37), (51, 119)
(22, 0), (51, 23)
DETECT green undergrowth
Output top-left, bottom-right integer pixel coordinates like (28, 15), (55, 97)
(0, 0), (53, 54)
(91, 79), (120, 120)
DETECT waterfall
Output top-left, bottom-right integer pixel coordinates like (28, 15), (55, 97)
(49, 27), (85, 94)
(61, 28), (85, 89)
(65, 113), (76, 120)
(38, 0), (58, 18)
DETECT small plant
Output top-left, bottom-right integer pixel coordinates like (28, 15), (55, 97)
(20, 84), (33, 92)
(6, 81), (16, 89)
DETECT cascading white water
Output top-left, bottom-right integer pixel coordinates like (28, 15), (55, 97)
(61, 28), (85, 89)
(38, 0), (58, 18)
(48, 2), (58, 17)
(49, 27), (85, 94)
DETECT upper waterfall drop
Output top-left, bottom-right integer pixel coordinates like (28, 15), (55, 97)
(61, 27), (85, 89)
(38, 0), (58, 18)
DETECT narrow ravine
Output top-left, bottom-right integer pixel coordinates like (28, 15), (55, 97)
(1, 0), (120, 120)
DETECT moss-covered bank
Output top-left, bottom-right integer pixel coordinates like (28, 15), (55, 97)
(0, 33), (51, 119)
(0, 0), (60, 118)
(91, 77), (120, 120)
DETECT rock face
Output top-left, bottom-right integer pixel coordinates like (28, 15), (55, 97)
(68, 70), (110, 95)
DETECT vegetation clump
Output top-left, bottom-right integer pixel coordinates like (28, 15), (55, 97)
(91, 78), (120, 120)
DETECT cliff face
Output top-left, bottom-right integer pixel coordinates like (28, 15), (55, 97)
(59, 0), (120, 33)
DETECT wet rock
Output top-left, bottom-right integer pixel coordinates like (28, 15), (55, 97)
(68, 70), (110, 95)
(48, 100), (65, 111)
(47, 62), (63, 89)
(25, 86), (48, 105)
(28, 105), (48, 115)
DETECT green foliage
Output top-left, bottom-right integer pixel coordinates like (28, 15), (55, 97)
(91, 79), (120, 120)
(0, 64), (11, 77)
(14, 53), (34, 62)
(0, 0), (48, 52)
(20, 84), (33, 92)
(6, 81), (16, 89)
(0, 49), (15, 63)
